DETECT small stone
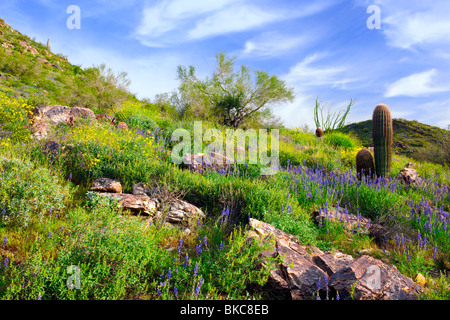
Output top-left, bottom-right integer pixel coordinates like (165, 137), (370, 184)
(91, 178), (122, 193)
(413, 273), (427, 287)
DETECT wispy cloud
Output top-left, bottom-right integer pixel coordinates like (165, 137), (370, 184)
(283, 53), (358, 88)
(134, 0), (336, 47)
(385, 69), (450, 97)
(241, 32), (310, 58)
(371, 0), (450, 50)
(187, 5), (282, 40)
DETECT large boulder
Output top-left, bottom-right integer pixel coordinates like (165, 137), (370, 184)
(31, 105), (97, 140)
(329, 255), (423, 300)
(248, 218), (327, 300)
(248, 218), (424, 300)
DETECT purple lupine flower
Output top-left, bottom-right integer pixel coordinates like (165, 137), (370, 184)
(1, 208), (5, 218)
(196, 243), (202, 256)
(167, 269), (172, 280)
(49, 208), (52, 216)
(185, 253), (190, 266)
(433, 246), (438, 260)
(203, 236), (207, 247)
(194, 277), (203, 298)
(4, 257), (9, 269)
(173, 286), (178, 298)
(2, 236), (6, 249)
(193, 263), (199, 277)
(178, 238), (183, 255)
(157, 287), (162, 297)
(47, 232), (51, 237)
(37, 295), (42, 300)
(219, 242), (223, 250)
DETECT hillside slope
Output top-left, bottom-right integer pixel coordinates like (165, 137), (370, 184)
(340, 119), (450, 166)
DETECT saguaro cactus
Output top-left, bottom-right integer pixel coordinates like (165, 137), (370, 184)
(372, 104), (393, 178)
(356, 148), (375, 179)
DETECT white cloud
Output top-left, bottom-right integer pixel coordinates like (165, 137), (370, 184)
(188, 5), (282, 40)
(370, 0), (450, 50)
(283, 53), (358, 88)
(134, 0), (337, 46)
(384, 69), (450, 97)
(242, 32), (309, 57)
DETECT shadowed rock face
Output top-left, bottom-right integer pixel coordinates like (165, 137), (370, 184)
(42, 140), (61, 163)
(248, 218), (423, 300)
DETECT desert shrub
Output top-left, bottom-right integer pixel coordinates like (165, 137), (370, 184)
(0, 157), (69, 227)
(125, 114), (156, 131)
(61, 123), (164, 191)
(324, 132), (358, 150)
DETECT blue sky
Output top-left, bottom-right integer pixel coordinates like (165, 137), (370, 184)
(1, 0), (450, 129)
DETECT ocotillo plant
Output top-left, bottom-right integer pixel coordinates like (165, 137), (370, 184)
(372, 104), (393, 178)
(356, 148), (375, 180)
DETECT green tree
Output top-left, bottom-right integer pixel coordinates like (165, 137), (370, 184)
(176, 52), (294, 128)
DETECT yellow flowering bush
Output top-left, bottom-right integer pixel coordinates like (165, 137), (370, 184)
(62, 123), (159, 191)
(339, 146), (361, 168)
(0, 92), (33, 142)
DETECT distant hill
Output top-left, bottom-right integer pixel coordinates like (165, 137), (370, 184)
(340, 118), (450, 166)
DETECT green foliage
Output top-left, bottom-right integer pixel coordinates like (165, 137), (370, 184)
(176, 52), (294, 128)
(0, 156), (69, 227)
(324, 132), (358, 150)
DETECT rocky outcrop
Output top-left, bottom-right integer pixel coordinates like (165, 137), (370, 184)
(90, 181), (204, 231)
(31, 105), (96, 140)
(248, 218), (423, 300)
(98, 192), (158, 216)
(329, 255), (423, 300)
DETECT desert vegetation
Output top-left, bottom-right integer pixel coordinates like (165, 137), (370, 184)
(0, 18), (449, 301)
